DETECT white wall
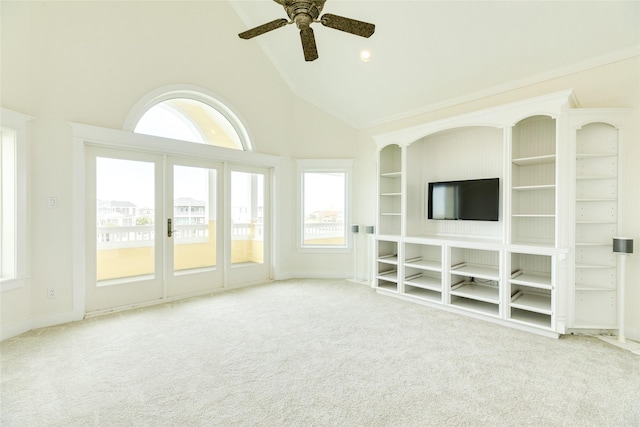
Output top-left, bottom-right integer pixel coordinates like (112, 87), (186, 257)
(2, 1), (638, 342)
(0, 1), (360, 338)
(358, 56), (640, 340)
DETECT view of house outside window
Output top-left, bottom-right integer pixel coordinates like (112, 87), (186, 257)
(302, 171), (346, 247)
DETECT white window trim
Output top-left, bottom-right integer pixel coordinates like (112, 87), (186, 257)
(1, 108), (31, 291)
(122, 84), (254, 152)
(296, 159), (353, 253)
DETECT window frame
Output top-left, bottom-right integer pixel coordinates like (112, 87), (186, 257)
(122, 84), (254, 152)
(296, 159), (353, 253)
(1, 109), (30, 291)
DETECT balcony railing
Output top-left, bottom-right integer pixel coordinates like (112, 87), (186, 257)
(303, 222), (345, 239)
(97, 222), (265, 249)
(97, 222), (343, 249)
(97, 225), (211, 248)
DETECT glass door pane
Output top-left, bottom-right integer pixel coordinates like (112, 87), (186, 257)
(96, 157), (156, 283)
(172, 165), (217, 272)
(86, 147), (163, 313)
(231, 171), (264, 266)
(166, 158), (223, 297)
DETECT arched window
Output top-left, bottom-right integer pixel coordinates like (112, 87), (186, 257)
(125, 85), (252, 151)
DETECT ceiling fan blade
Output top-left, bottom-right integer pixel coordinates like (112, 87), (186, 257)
(320, 13), (375, 38)
(300, 26), (318, 62)
(238, 18), (288, 39)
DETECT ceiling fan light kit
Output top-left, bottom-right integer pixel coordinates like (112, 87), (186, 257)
(238, 0), (375, 62)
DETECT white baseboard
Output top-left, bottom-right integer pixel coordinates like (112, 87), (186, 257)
(286, 271), (350, 280)
(1, 310), (80, 341)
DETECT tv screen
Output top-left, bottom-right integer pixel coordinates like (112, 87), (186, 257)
(428, 178), (499, 221)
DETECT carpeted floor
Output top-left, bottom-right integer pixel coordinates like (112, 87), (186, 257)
(1, 279), (639, 426)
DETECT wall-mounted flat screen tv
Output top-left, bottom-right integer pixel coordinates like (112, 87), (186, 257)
(428, 178), (499, 221)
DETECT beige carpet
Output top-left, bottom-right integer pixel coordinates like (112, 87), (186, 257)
(1, 279), (639, 426)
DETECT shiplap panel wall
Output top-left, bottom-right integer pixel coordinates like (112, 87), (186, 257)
(406, 126), (503, 240)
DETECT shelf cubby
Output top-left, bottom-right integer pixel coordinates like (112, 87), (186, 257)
(574, 290), (617, 327)
(511, 290), (552, 315)
(376, 240), (398, 291)
(404, 243), (441, 270)
(404, 271), (442, 303)
(510, 308), (552, 329)
(449, 247), (500, 315)
(511, 217), (555, 247)
(450, 247), (500, 279)
(511, 115), (557, 247)
(378, 144), (403, 236)
(401, 242), (443, 302)
(450, 294), (500, 316)
(572, 121), (620, 329)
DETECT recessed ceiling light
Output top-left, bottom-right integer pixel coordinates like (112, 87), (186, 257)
(360, 50), (371, 62)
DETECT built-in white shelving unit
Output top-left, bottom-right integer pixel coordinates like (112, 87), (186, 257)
(570, 114), (625, 329)
(449, 248), (500, 316)
(371, 91), (630, 338)
(508, 252), (554, 329)
(378, 144), (402, 236)
(376, 240), (399, 292)
(511, 115), (557, 247)
(403, 242), (442, 302)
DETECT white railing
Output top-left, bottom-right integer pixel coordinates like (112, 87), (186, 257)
(97, 224), (209, 249)
(231, 222), (263, 241)
(98, 225), (155, 248)
(304, 222), (344, 240)
(97, 222), (343, 249)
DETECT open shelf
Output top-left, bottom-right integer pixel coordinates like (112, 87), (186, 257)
(512, 184), (556, 191)
(510, 271), (551, 290)
(404, 286), (441, 303)
(451, 263), (499, 281)
(573, 121), (620, 330)
(511, 291), (551, 315)
(377, 270), (398, 282)
(450, 282), (499, 304)
(405, 274), (441, 292)
(450, 296), (499, 316)
(511, 115), (557, 248)
(405, 258), (441, 271)
(512, 154), (556, 166)
(510, 308), (551, 329)
(575, 284), (616, 291)
(378, 254), (398, 264)
(376, 279), (398, 292)
(378, 144), (402, 236)
(380, 171), (402, 178)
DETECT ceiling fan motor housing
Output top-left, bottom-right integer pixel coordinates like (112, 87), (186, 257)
(285, 1), (324, 28)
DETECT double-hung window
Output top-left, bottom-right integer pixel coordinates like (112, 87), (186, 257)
(1, 109), (30, 290)
(297, 159), (352, 251)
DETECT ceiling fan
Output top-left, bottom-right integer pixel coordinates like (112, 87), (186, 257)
(238, 0), (375, 62)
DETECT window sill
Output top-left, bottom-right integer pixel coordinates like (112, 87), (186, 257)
(298, 247), (352, 254)
(1, 276), (28, 292)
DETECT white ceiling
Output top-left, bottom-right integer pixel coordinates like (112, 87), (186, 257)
(230, 1), (640, 128)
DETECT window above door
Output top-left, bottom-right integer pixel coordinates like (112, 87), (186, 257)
(124, 85), (253, 152)
(135, 99), (244, 150)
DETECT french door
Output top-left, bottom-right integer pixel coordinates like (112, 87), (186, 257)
(226, 164), (271, 287)
(85, 146), (270, 313)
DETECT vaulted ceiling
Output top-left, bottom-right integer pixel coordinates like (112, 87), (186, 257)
(230, 1), (640, 128)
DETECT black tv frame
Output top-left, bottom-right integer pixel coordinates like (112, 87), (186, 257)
(427, 178), (499, 221)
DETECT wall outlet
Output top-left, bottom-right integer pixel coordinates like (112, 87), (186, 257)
(47, 287), (56, 298)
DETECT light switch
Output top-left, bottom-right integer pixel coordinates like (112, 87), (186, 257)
(48, 197), (57, 208)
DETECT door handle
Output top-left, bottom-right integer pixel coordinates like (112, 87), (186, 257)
(168, 218), (173, 237)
